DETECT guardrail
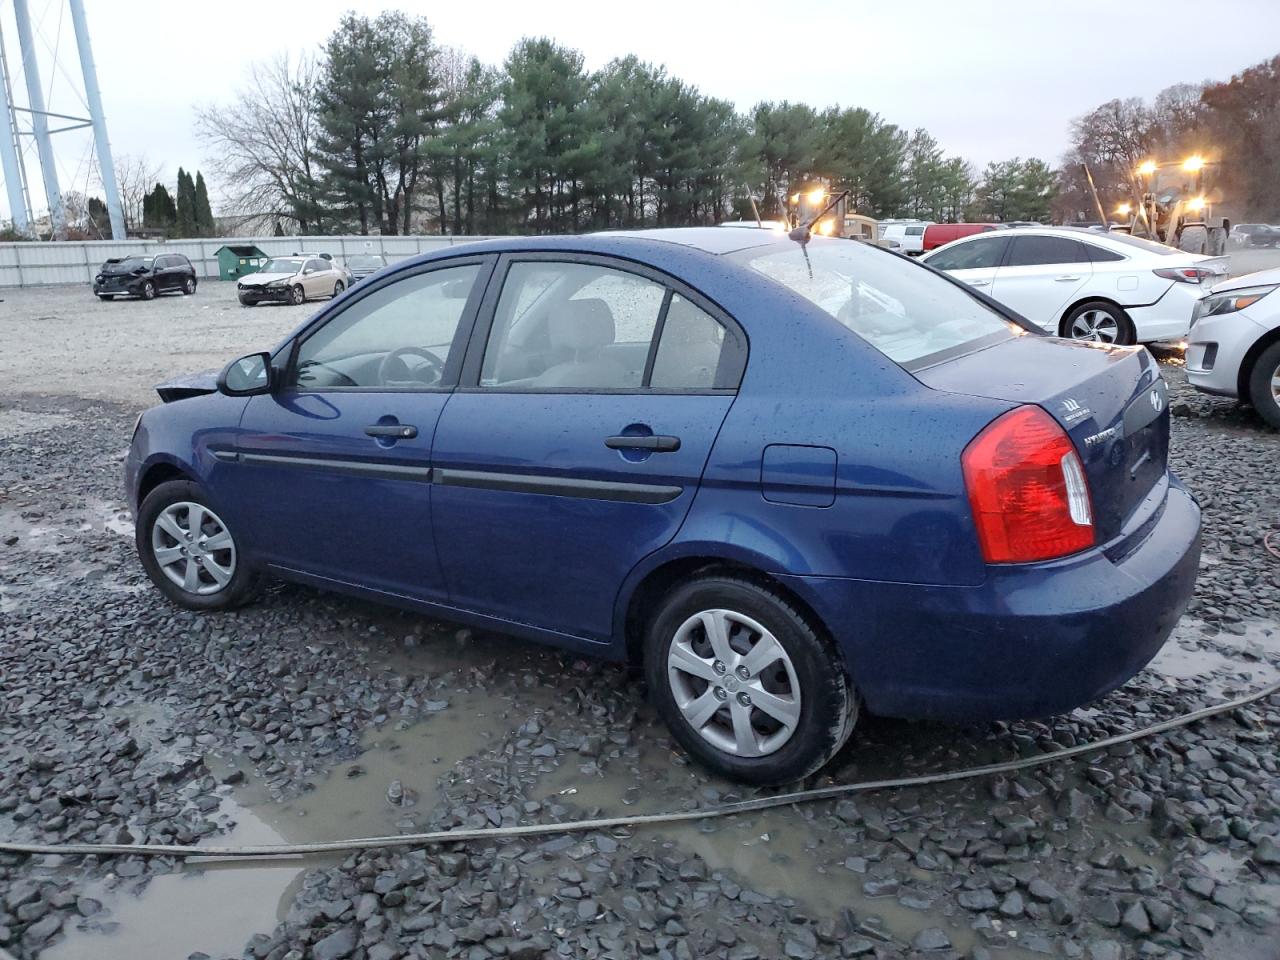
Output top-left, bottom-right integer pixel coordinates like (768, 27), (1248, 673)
(0, 234), (511, 287)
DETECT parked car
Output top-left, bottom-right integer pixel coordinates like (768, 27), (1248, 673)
(1185, 267), (1280, 428)
(93, 254), (197, 301)
(922, 222), (1000, 253)
(236, 256), (347, 306)
(880, 221), (932, 255)
(1228, 223), (1278, 248)
(127, 229), (1200, 784)
(346, 253), (390, 284)
(921, 227), (1227, 344)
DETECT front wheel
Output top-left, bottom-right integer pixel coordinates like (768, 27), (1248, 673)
(141, 280), (156, 301)
(183, 277), (197, 295)
(1061, 301), (1134, 346)
(290, 284), (305, 306)
(645, 576), (856, 785)
(136, 480), (259, 610)
(1248, 341), (1280, 430)
(96, 294), (113, 301)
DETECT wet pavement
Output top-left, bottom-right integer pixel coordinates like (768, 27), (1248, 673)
(1, 290), (1279, 959)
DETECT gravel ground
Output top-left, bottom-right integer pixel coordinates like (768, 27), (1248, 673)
(1, 281), (1279, 960)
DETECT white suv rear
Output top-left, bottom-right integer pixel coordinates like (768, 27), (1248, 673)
(921, 228), (1226, 344)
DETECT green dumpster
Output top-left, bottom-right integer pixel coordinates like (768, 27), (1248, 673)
(215, 244), (270, 281)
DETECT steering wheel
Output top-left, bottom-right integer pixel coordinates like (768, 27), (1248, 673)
(377, 346), (444, 386)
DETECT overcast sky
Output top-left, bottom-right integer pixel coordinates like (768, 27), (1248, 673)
(2, 0), (1278, 220)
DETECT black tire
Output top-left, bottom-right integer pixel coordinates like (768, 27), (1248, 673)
(239, 296), (257, 307)
(1060, 300), (1135, 346)
(332, 280), (345, 298)
(141, 280), (156, 301)
(96, 294), (113, 301)
(183, 277), (197, 295)
(290, 284), (305, 306)
(136, 479), (259, 611)
(1247, 340), (1280, 430)
(644, 575), (857, 785)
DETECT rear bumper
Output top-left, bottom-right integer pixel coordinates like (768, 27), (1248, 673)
(780, 477), (1201, 722)
(1126, 283), (1201, 342)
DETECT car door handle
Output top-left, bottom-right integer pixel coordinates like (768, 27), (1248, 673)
(605, 435), (681, 452)
(966, 279), (990, 287)
(1054, 275), (1082, 282)
(365, 424), (418, 439)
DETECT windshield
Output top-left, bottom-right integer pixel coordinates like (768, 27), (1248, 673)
(114, 256), (153, 269)
(348, 255), (385, 269)
(261, 258), (304, 273)
(728, 238), (1019, 366)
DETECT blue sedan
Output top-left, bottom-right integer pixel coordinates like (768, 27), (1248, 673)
(125, 228), (1201, 785)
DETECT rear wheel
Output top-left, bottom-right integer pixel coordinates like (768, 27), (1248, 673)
(1247, 341), (1280, 429)
(137, 480), (258, 610)
(290, 284), (305, 306)
(141, 280), (156, 301)
(332, 280), (345, 298)
(1061, 301), (1134, 346)
(645, 576), (856, 785)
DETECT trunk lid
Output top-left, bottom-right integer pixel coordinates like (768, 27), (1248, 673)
(917, 335), (1168, 544)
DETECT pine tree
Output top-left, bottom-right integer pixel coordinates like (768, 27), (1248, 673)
(175, 168), (196, 237)
(194, 171), (214, 235)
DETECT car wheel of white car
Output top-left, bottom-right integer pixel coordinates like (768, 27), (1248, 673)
(1248, 341), (1280, 430)
(290, 285), (305, 306)
(333, 280), (345, 298)
(1061, 301), (1134, 346)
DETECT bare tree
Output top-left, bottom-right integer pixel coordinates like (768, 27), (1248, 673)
(194, 52), (324, 233)
(95, 152), (162, 232)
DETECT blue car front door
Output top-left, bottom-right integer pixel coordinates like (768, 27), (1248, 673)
(224, 259), (492, 601)
(431, 256), (745, 643)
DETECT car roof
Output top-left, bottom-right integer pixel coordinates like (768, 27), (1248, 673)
(444, 227), (787, 260)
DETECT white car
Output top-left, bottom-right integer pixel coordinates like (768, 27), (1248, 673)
(881, 221), (932, 256)
(920, 227), (1227, 344)
(1185, 267), (1280, 427)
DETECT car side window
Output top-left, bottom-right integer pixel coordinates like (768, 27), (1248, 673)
(480, 262), (666, 390)
(289, 263), (480, 390)
(927, 236), (1008, 271)
(905, 226), (925, 236)
(1005, 236), (1088, 267)
(306, 258), (327, 274)
(1082, 243), (1125, 263)
(154, 256), (168, 269)
(650, 294), (729, 390)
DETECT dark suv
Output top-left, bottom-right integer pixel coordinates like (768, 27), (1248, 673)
(94, 254), (198, 300)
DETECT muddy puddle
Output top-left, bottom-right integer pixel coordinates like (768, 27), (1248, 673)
(46, 688), (511, 960)
(1146, 617), (1280, 696)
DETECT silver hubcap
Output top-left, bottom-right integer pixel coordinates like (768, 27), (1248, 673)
(1271, 362), (1280, 405)
(152, 501), (236, 595)
(292, 287), (303, 304)
(1070, 309), (1119, 343)
(667, 609), (801, 758)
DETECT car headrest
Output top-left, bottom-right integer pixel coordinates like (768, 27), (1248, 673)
(549, 299), (616, 352)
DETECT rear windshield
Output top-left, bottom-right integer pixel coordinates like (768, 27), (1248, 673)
(728, 238), (1019, 367)
(348, 255), (385, 269)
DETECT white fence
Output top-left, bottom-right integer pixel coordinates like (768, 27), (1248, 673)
(0, 234), (511, 288)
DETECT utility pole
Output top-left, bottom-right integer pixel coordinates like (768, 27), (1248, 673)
(11, 0), (65, 237)
(68, 0), (124, 238)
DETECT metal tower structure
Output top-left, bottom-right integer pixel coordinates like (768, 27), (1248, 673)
(0, 0), (124, 239)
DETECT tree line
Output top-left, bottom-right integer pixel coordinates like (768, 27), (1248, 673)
(194, 12), (1058, 236)
(1057, 54), (1280, 224)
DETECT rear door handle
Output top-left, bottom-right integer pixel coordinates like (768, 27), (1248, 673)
(365, 424), (418, 439)
(1054, 275), (1082, 282)
(966, 279), (990, 287)
(605, 435), (681, 452)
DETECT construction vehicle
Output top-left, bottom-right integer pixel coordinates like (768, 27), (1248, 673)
(1084, 156), (1230, 256)
(785, 185), (879, 242)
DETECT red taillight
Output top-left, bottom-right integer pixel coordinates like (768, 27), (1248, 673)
(1154, 267), (1213, 284)
(962, 406), (1094, 564)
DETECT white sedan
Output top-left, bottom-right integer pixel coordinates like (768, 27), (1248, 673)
(921, 227), (1227, 344)
(1186, 267), (1280, 428)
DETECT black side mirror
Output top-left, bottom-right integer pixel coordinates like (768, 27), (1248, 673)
(217, 352), (273, 396)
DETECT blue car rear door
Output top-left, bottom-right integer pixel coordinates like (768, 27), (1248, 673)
(224, 257), (493, 601)
(430, 254), (746, 643)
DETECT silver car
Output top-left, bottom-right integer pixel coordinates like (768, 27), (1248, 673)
(1185, 267), (1280, 427)
(236, 256), (347, 307)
